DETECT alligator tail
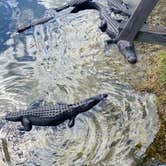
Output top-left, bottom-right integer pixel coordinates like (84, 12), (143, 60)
(55, 4), (69, 12)
(5, 112), (22, 122)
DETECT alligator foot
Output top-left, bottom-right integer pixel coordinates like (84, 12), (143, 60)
(104, 39), (117, 51)
(17, 127), (26, 135)
(99, 19), (107, 32)
(68, 117), (75, 128)
(18, 126), (26, 134)
(117, 40), (137, 64)
(21, 118), (32, 131)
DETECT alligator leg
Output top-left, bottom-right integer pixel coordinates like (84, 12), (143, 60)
(104, 39), (117, 51)
(19, 118), (32, 131)
(99, 19), (107, 32)
(29, 99), (45, 109)
(68, 117), (75, 128)
(117, 40), (137, 64)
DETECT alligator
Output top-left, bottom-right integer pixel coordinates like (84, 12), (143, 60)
(94, 3), (136, 63)
(71, 1), (122, 40)
(107, 0), (131, 17)
(55, 0), (92, 12)
(16, 1), (127, 35)
(82, 2), (125, 44)
(98, 6), (123, 39)
(17, 16), (54, 33)
(5, 94), (108, 131)
(63, 1), (136, 63)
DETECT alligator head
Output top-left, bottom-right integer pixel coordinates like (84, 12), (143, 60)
(77, 93), (108, 113)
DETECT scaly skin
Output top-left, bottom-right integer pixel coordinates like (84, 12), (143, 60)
(107, 0), (131, 16)
(5, 94), (108, 131)
(99, 6), (122, 39)
(62, 1), (125, 41)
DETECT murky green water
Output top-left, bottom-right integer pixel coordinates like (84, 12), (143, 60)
(0, 0), (160, 165)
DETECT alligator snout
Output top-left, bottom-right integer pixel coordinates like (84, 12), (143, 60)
(98, 93), (108, 100)
(91, 93), (108, 103)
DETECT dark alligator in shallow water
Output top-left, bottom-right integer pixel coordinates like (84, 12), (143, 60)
(97, 5), (123, 39)
(5, 94), (108, 131)
(88, 2), (137, 63)
(55, 0), (92, 12)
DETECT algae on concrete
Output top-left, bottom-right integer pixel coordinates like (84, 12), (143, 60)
(136, 52), (166, 162)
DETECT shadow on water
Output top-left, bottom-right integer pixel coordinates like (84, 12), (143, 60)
(0, 0), (161, 165)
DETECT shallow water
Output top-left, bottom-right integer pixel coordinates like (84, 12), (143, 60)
(0, 0), (159, 165)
